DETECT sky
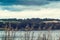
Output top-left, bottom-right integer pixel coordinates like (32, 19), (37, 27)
(0, 0), (60, 19)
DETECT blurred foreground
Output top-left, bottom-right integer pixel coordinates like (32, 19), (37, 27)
(0, 30), (60, 40)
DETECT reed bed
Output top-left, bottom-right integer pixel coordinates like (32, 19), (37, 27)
(0, 31), (60, 40)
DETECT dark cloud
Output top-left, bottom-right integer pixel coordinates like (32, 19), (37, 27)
(0, 0), (17, 5)
(0, 0), (49, 5)
(0, 0), (60, 5)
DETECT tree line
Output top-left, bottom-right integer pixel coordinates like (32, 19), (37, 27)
(0, 18), (60, 31)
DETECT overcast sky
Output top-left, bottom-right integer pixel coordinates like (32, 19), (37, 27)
(0, 0), (60, 19)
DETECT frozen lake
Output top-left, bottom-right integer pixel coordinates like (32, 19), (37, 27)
(0, 30), (60, 40)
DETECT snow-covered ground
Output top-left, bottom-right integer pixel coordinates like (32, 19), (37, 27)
(0, 30), (60, 40)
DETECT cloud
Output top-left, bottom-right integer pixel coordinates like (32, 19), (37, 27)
(0, 0), (60, 19)
(0, 5), (42, 11)
(0, 1), (60, 11)
(42, 1), (60, 8)
(0, 1), (60, 19)
(0, 0), (49, 5)
(0, 8), (60, 19)
(0, 0), (60, 11)
(0, 0), (60, 6)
